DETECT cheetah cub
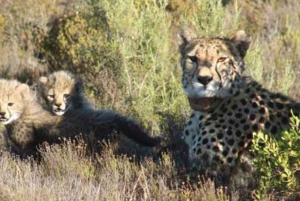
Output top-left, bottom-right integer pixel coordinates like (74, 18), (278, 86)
(38, 70), (92, 116)
(0, 79), (162, 157)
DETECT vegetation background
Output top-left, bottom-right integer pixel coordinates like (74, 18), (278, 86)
(0, 0), (300, 200)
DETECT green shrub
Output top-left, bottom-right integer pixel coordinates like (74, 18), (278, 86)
(98, 0), (189, 132)
(1, 0), (300, 200)
(42, 2), (125, 109)
(251, 113), (300, 199)
(184, 0), (226, 35)
(244, 42), (264, 82)
(44, 9), (118, 74)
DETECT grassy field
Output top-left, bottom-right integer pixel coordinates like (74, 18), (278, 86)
(0, 0), (300, 200)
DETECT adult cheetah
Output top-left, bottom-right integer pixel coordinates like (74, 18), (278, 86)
(179, 29), (300, 172)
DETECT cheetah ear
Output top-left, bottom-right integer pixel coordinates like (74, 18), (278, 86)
(15, 83), (30, 96)
(179, 28), (197, 44)
(39, 76), (49, 85)
(231, 30), (251, 58)
(74, 77), (84, 92)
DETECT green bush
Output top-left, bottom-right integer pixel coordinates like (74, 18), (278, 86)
(102, 0), (187, 131)
(44, 9), (118, 74)
(42, 2), (125, 109)
(1, 0), (300, 199)
(251, 113), (300, 199)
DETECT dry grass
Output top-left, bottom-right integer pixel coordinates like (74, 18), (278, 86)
(0, 0), (300, 200)
(0, 140), (230, 201)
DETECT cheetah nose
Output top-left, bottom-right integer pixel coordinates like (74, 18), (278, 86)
(0, 111), (6, 116)
(198, 76), (213, 86)
(54, 103), (62, 107)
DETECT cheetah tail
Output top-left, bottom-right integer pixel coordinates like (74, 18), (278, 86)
(114, 114), (163, 147)
(93, 110), (163, 147)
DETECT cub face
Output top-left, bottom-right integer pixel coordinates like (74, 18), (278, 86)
(0, 79), (30, 125)
(39, 71), (83, 116)
(179, 29), (251, 110)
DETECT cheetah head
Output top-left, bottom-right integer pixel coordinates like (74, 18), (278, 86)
(179, 29), (251, 111)
(39, 71), (83, 116)
(0, 79), (30, 125)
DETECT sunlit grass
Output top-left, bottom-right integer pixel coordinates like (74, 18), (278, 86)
(0, 0), (299, 200)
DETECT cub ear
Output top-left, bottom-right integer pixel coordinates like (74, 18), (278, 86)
(75, 77), (84, 92)
(179, 28), (197, 44)
(231, 30), (251, 58)
(15, 83), (30, 96)
(39, 76), (49, 85)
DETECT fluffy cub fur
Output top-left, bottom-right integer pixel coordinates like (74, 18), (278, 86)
(0, 79), (162, 157)
(38, 70), (91, 116)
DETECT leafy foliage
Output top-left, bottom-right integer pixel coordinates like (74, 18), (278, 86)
(251, 113), (300, 198)
(44, 7), (118, 74)
(0, 0), (300, 200)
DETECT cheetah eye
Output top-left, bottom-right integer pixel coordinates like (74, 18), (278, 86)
(7, 103), (14, 107)
(48, 94), (55, 99)
(188, 56), (198, 63)
(63, 94), (70, 99)
(217, 57), (228, 63)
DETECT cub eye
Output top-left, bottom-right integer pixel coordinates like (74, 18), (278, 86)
(63, 94), (70, 99)
(188, 56), (198, 63)
(217, 57), (228, 62)
(8, 103), (14, 107)
(48, 94), (55, 99)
